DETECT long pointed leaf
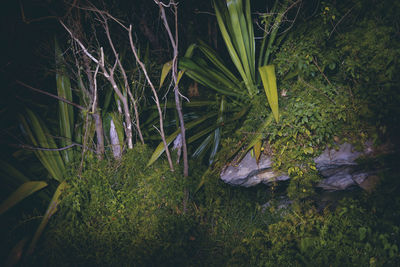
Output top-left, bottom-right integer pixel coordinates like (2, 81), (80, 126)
(26, 181), (68, 256)
(213, 0), (247, 88)
(259, 65), (279, 122)
(253, 139), (262, 164)
(160, 60), (172, 89)
(0, 160), (30, 185)
(239, 113), (274, 162)
(192, 134), (213, 159)
(19, 110), (65, 181)
(147, 112), (217, 167)
(55, 38), (74, 163)
(0, 181), (48, 215)
(197, 40), (241, 85)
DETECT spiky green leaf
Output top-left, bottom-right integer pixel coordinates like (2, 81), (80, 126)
(147, 113), (217, 167)
(259, 65), (279, 122)
(0, 181), (48, 215)
(26, 181), (68, 256)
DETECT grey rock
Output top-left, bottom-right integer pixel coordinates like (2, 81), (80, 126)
(220, 142), (379, 191)
(314, 143), (369, 190)
(220, 152), (288, 187)
(314, 143), (361, 170)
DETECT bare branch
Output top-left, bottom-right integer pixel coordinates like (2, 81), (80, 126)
(157, 0), (189, 177)
(17, 80), (85, 111)
(59, 20), (99, 64)
(128, 25), (174, 171)
(17, 143), (82, 152)
(100, 12), (145, 144)
(329, 6), (354, 38)
(91, 63), (100, 113)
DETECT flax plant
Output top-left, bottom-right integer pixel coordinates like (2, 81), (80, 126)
(1, 40), (79, 262)
(152, 0), (294, 165)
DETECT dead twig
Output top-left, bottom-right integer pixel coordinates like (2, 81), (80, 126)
(157, 0), (189, 177)
(128, 25), (175, 171)
(16, 80), (85, 110)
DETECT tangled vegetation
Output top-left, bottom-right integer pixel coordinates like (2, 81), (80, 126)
(1, 0), (400, 266)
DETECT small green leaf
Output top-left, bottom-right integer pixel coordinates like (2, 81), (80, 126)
(303, 147), (314, 155)
(159, 61), (172, 89)
(253, 139), (262, 164)
(177, 70), (185, 85)
(359, 227), (367, 241)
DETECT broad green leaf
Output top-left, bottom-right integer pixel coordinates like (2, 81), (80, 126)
(239, 113), (274, 162)
(192, 134), (213, 159)
(147, 113), (217, 167)
(259, 65), (279, 122)
(177, 70), (185, 85)
(55, 38), (74, 163)
(257, 0), (278, 70)
(213, 0), (247, 90)
(303, 147), (314, 155)
(253, 139), (262, 164)
(209, 128), (221, 165)
(160, 60), (172, 89)
(187, 125), (217, 144)
(196, 40), (241, 85)
(179, 57), (244, 97)
(213, 0), (256, 96)
(102, 86), (114, 116)
(19, 110), (65, 182)
(262, 1), (286, 66)
(184, 43), (197, 58)
(209, 96), (225, 164)
(26, 181), (68, 256)
(0, 160), (30, 185)
(0, 181), (48, 215)
(227, 0), (253, 81)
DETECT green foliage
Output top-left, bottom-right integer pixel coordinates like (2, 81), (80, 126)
(31, 148), (400, 267)
(334, 7), (400, 131)
(35, 145), (204, 266)
(231, 190), (400, 266)
(3, 1), (400, 266)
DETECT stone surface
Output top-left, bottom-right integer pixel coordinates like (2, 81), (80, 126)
(314, 142), (362, 170)
(220, 142), (379, 191)
(314, 143), (368, 190)
(220, 152), (289, 187)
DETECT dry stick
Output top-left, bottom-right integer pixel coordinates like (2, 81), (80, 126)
(16, 81), (85, 110)
(329, 6), (354, 38)
(78, 47), (105, 158)
(65, 22), (104, 158)
(91, 62), (105, 157)
(158, 1), (189, 177)
(18, 143), (82, 151)
(60, 21), (99, 64)
(312, 56), (333, 87)
(100, 53), (134, 149)
(101, 15), (144, 144)
(128, 25), (174, 171)
(61, 20), (134, 149)
(79, 112), (91, 176)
